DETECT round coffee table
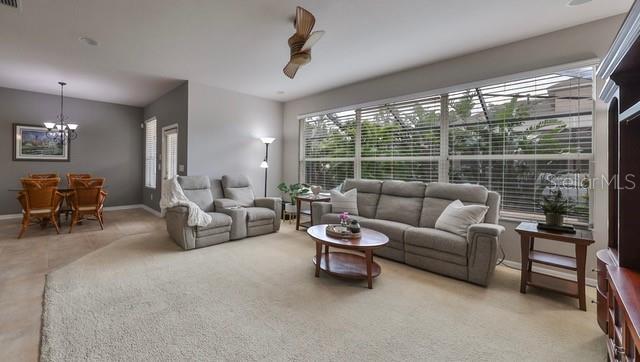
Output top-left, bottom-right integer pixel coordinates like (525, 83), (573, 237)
(306, 224), (389, 289)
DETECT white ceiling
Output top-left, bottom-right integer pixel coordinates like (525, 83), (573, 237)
(0, 0), (632, 106)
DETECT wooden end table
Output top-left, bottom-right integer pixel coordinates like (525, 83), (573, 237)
(295, 194), (330, 230)
(515, 222), (595, 311)
(306, 224), (389, 289)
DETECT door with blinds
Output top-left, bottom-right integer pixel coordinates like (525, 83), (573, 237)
(162, 125), (178, 182)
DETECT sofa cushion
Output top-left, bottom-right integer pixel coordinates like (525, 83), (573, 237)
(178, 176), (214, 212)
(405, 227), (468, 257)
(359, 218), (410, 243)
(226, 187), (255, 207)
(405, 244), (468, 266)
(178, 175), (210, 190)
(374, 180), (426, 226)
(420, 183), (489, 228)
(425, 182), (489, 203)
(435, 200), (488, 237)
(381, 180), (426, 197)
(376, 195), (423, 226)
(196, 212), (232, 237)
(245, 207), (275, 221)
(221, 175), (251, 188)
(343, 179), (382, 219)
(330, 189), (359, 215)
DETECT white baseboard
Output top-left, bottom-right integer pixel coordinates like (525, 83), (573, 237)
(137, 204), (162, 217)
(501, 260), (597, 287)
(0, 213), (21, 220)
(0, 204), (163, 220)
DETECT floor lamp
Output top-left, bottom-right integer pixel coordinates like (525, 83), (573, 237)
(260, 137), (275, 197)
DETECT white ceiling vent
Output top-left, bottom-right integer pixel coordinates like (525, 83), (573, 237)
(0, 0), (20, 9)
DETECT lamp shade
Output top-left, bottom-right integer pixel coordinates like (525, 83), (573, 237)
(43, 122), (56, 129)
(67, 123), (79, 130)
(260, 161), (269, 168)
(260, 137), (276, 144)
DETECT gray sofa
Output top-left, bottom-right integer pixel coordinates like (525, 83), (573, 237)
(165, 175), (281, 250)
(312, 179), (504, 286)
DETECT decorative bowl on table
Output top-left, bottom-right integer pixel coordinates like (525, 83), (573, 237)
(325, 224), (361, 239)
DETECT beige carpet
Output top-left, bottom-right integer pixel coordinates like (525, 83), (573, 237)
(40, 224), (605, 361)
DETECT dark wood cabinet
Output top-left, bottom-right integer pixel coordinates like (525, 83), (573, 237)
(597, 1), (640, 360)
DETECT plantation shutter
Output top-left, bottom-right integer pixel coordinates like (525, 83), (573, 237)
(145, 118), (157, 188)
(360, 95), (441, 182)
(302, 110), (356, 189)
(447, 67), (593, 222)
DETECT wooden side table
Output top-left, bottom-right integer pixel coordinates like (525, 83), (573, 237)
(295, 194), (330, 230)
(515, 222), (595, 311)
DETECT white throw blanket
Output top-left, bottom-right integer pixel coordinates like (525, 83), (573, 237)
(159, 178), (212, 227)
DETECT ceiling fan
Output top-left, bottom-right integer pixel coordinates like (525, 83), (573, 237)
(283, 6), (324, 79)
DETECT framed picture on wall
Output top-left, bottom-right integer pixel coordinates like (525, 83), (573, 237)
(13, 123), (70, 161)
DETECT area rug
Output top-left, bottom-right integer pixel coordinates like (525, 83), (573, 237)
(40, 226), (605, 361)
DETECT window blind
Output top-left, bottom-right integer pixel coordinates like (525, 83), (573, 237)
(302, 110), (356, 189)
(360, 95), (441, 182)
(165, 131), (178, 180)
(145, 118), (157, 188)
(300, 65), (594, 223)
(448, 67), (593, 222)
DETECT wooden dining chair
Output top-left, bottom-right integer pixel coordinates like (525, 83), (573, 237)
(68, 178), (107, 233)
(17, 178), (64, 238)
(29, 173), (59, 179)
(66, 173), (92, 187)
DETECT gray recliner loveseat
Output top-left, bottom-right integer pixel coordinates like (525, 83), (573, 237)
(165, 175), (281, 250)
(312, 179), (504, 286)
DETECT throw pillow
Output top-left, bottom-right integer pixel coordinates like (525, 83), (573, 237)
(225, 187), (255, 207)
(435, 200), (488, 237)
(330, 189), (359, 215)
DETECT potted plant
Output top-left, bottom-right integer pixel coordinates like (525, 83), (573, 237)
(277, 182), (310, 212)
(539, 189), (573, 226)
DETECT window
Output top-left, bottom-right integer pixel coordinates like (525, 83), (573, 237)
(145, 118), (157, 188)
(302, 110), (356, 190)
(300, 65), (594, 223)
(163, 126), (178, 180)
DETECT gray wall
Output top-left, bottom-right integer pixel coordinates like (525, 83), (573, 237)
(187, 82), (283, 197)
(142, 82), (189, 210)
(282, 15), (625, 281)
(0, 86), (143, 214)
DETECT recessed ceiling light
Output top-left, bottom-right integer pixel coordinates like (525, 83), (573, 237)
(79, 36), (98, 46)
(277, 91), (285, 95)
(567, 0), (592, 6)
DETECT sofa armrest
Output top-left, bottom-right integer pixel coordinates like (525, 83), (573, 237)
(468, 223), (505, 238)
(466, 223), (505, 286)
(255, 197), (282, 231)
(311, 201), (332, 226)
(165, 206), (196, 250)
(218, 207), (247, 240)
(214, 198), (240, 210)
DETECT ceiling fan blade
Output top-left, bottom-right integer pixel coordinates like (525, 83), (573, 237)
(295, 6), (315, 37)
(283, 62), (300, 79)
(301, 30), (325, 52)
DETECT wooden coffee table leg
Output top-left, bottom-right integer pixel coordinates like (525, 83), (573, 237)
(315, 241), (322, 277)
(366, 249), (373, 289)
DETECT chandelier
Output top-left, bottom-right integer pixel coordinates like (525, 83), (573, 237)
(44, 82), (78, 144)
